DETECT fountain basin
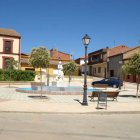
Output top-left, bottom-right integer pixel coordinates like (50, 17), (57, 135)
(16, 86), (100, 95)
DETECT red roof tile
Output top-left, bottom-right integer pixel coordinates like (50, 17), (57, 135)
(108, 45), (130, 57)
(50, 48), (71, 61)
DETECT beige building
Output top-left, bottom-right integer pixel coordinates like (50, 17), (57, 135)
(123, 46), (140, 60)
(123, 46), (140, 83)
(0, 28), (21, 69)
(21, 53), (35, 71)
(88, 48), (108, 78)
(20, 48), (72, 75)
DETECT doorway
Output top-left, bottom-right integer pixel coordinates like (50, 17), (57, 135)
(110, 70), (114, 77)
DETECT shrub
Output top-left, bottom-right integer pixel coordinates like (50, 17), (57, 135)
(0, 69), (35, 81)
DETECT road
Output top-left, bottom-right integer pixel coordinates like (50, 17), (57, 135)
(0, 113), (140, 140)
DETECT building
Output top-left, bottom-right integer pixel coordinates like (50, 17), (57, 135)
(0, 28), (21, 69)
(107, 45), (130, 78)
(123, 46), (140, 83)
(49, 48), (72, 75)
(21, 53), (35, 71)
(75, 56), (88, 75)
(88, 48), (108, 78)
(87, 45), (130, 79)
(20, 48), (72, 76)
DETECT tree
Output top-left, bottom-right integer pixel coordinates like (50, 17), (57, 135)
(29, 47), (50, 97)
(121, 63), (129, 91)
(7, 58), (18, 88)
(122, 52), (140, 98)
(63, 61), (77, 84)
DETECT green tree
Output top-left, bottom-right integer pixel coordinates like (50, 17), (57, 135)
(29, 47), (50, 97)
(63, 61), (77, 84)
(7, 58), (18, 88)
(122, 52), (140, 98)
(122, 63), (129, 91)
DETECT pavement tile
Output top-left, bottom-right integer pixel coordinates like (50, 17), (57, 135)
(0, 82), (139, 113)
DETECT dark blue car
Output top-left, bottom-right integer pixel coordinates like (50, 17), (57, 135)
(92, 77), (121, 88)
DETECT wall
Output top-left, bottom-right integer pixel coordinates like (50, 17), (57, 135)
(123, 46), (140, 83)
(108, 54), (123, 78)
(123, 46), (140, 60)
(0, 36), (20, 69)
(0, 36), (20, 53)
(92, 62), (107, 77)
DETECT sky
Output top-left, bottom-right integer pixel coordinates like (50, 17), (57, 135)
(0, 0), (140, 59)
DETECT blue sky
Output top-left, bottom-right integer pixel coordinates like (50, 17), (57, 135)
(0, 0), (140, 59)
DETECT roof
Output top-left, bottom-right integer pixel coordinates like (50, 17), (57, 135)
(50, 48), (70, 55)
(21, 53), (30, 56)
(50, 48), (71, 60)
(75, 55), (88, 60)
(0, 28), (21, 38)
(108, 45), (130, 57)
(123, 45), (140, 53)
(88, 48), (107, 56)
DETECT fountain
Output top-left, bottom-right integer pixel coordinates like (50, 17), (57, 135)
(16, 61), (101, 95)
(16, 84), (100, 95)
(16, 84), (85, 95)
(16, 60), (86, 95)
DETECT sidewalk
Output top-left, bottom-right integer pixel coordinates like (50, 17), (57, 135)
(0, 83), (139, 114)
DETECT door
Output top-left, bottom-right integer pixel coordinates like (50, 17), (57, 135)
(110, 70), (114, 77)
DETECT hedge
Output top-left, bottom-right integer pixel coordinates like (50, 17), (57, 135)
(0, 69), (35, 81)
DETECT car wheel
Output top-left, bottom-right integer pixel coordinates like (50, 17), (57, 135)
(113, 84), (117, 88)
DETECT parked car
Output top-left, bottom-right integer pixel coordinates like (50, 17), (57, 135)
(92, 77), (121, 88)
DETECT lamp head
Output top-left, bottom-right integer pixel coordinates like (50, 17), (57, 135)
(82, 34), (90, 46)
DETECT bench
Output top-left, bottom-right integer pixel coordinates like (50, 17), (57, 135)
(88, 90), (120, 101)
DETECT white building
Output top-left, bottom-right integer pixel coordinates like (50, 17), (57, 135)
(0, 28), (21, 69)
(75, 56), (89, 75)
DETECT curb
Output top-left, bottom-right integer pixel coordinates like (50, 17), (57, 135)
(0, 110), (140, 115)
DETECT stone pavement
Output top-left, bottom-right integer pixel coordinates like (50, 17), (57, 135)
(0, 82), (140, 113)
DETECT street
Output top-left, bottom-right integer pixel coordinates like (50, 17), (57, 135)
(0, 113), (140, 140)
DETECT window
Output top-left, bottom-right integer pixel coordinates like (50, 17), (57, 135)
(94, 68), (96, 73)
(3, 39), (13, 53)
(98, 67), (101, 73)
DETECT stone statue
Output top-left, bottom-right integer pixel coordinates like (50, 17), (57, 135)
(57, 61), (64, 81)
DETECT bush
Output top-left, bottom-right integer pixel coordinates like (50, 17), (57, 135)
(0, 69), (35, 81)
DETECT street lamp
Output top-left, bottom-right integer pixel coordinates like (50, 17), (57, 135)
(82, 34), (91, 105)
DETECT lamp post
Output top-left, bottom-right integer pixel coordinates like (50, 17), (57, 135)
(82, 34), (91, 105)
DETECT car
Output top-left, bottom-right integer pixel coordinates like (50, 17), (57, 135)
(92, 77), (121, 88)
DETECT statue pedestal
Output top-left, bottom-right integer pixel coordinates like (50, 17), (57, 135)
(52, 81), (57, 86)
(57, 81), (67, 87)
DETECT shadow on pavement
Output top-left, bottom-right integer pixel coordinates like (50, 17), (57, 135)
(119, 95), (140, 98)
(28, 95), (48, 99)
(73, 99), (83, 105)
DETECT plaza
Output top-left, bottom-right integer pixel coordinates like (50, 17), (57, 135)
(0, 78), (140, 114)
